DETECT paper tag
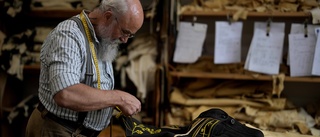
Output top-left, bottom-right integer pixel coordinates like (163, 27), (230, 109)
(310, 8), (320, 24)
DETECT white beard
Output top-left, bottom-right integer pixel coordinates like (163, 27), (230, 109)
(97, 39), (119, 62)
(95, 21), (122, 62)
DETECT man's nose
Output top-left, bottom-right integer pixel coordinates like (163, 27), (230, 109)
(119, 37), (128, 43)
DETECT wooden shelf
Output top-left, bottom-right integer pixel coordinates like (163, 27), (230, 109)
(24, 64), (40, 70)
(27, 9), (83, 19)
(169, 71), (320, 83)
(180, 11), (311, 18)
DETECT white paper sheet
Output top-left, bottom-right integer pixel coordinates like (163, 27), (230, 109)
(245, 21), (285, 74)
(315, 27), (320, 36)
(246, 29), (285, 75)
(312, 34), (320, 76)
(287, 23), (319, 65)
(173, 22), (207, 63)
(214, 21), (243, 64)
(289, 34), (316, 77)
(245, 22), (285, 69)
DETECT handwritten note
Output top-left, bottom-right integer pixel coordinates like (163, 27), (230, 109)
(289, 34), (316, 77)
(214, 21), (243, 64)
(245, 29), (285, 75)
(245, 22), (285, 68)
(288, 23), (318, 65)
(312, 34), (320, 76)
(173, 22), (207, 63)
(245, 22), (285, 74)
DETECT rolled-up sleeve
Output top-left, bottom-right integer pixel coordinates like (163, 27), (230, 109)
(46, 25), (84, 94)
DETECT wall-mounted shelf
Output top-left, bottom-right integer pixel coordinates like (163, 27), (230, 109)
(170, 71), (320, 83)
(24, 64), (40, 71)
(180, 11), (311, 18)
(26, 9), (83, 19)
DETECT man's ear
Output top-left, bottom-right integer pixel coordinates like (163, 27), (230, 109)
(104, 11), (112, 20)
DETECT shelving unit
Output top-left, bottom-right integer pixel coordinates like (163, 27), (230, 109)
(162, 1), (320, 135)
(1, 7), (153, 137)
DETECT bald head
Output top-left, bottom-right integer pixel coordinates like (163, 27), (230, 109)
(123, 0), (144, 32)
(98, 0), (144, 31)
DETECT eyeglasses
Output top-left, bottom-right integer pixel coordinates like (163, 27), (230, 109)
(115, 17), (134, 38)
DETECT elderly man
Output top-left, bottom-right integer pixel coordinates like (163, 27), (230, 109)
(25, 0), (144, 136)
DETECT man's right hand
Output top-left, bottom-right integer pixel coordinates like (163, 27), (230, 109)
(115, 90), (141, 116)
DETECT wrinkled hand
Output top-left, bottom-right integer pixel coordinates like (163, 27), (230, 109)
(116, 90), (141, 116)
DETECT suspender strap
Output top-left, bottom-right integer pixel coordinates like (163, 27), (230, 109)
(70, 16), (93, 85)
(69, 16), (92, 124)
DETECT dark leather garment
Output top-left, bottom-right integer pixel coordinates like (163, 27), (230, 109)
(116, 108), (264, 137)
